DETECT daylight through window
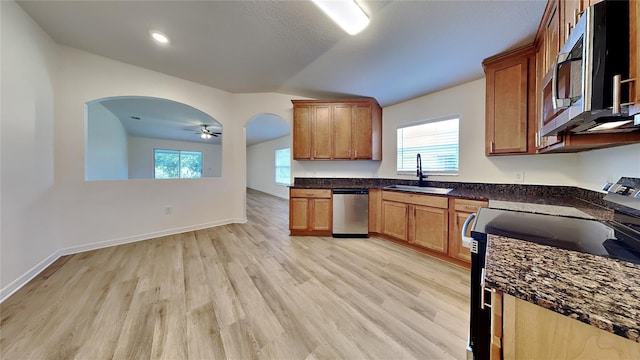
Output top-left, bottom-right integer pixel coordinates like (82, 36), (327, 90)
(397, 117), (459, 174)
(275, 148), (291, 185)
(154, 149), (203, 179)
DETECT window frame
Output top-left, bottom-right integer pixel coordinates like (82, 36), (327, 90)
(153, 148), (203, 179)
(274, 147), (291, 186)
(396, 115), (460, 176)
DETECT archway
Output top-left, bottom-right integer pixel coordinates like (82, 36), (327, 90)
(85, 96), (223, 180)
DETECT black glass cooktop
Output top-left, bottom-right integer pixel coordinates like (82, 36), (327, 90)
(471, 208), (640, 265)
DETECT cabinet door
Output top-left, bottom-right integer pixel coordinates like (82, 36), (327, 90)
(486, 55), (529, 154)
(630, 0), (640, 116)
(290, 198), (309, 230)
(332, 104), (353, 159)
(352, 104), (373, 159)
(410, 205), (448, 253)
(561, 1), (585, 47)
(545, 3), (560, 74)
(382, 201), (408, 241)
(311, 198), (331, 231)
(293, 105), (311, 159)
(313, 105), (332, 159)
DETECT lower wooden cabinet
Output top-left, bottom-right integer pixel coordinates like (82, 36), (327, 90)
(449, 199), (488, 263)
(494, 293), (640, 360)
(289, 188), (332, 236)
(410, 205), (448, 252)
(381, 200), (409, 241)
(380, 191), (449, 255)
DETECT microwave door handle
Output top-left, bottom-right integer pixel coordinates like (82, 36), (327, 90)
(552, 53), (571, 111)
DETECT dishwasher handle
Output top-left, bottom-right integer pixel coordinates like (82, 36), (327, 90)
(332, 188), (369, 195)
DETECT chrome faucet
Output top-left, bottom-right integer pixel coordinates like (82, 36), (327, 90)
(417, 153), (427, 187)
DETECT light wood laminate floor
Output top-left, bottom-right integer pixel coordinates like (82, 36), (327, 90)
(1, 189), (470, 359)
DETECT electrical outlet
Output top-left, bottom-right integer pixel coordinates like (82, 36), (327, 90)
(514, 171), (525, 182)
(164, 206), (172, 215)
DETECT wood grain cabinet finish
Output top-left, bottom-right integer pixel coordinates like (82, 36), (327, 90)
(291, 98), (382, 161)
(533, 0), (640, 153)
(381, 191), (449, 254)
(498, 293), (640, 360)
(449, 199), (488, 263)
(630, 0), (640, 116)
(483, 45), (537, 156)
(289, 189), (332, 236)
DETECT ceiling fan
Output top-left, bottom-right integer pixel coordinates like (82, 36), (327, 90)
(186, 124), (221, 139)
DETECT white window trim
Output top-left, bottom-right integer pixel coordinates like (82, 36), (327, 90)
(396, 115), (460, 176)
(275, 147), (291, 186)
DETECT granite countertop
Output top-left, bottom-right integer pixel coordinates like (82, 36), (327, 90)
(291, 178), (613, 220)
(485, 234), (640, 342)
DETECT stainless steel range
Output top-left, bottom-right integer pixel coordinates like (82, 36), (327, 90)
(464, 177), (640, 360)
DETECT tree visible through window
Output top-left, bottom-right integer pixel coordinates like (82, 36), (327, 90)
(275, 148), (291, 185)
(397, 117), (459, 174)
(154, 149), (203, 179)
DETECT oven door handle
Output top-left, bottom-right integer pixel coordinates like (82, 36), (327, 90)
(461, 213), (476, 249)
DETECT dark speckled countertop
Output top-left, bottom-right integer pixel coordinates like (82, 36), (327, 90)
(485, 235), (640, 342)
(292, 177), (613, 220)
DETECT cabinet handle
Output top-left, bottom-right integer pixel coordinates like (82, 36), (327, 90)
(535, 131), (540, 148)
(490, 141), (495, 153)
(565, 22), (572, 43)
(612, 75), (637, 114)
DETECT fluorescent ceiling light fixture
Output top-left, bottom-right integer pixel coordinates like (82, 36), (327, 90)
(312, 0), (369, 35)
(150, 31), (170, 44)
(587, 120), (633, 132)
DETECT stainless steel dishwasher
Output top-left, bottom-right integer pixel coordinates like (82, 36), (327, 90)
(332, 188), (369, 238)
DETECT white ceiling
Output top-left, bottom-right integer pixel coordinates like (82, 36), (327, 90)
(19, 0), (546, 144)
(98, 97), (223, 144)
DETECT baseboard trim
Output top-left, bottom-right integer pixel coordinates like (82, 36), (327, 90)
(0, 218), (247, 304)
(0, 250), (62, 304)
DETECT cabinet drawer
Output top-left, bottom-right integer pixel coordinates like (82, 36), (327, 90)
(290, 189), (331, 198)
(382, 191), (448, 209)
(454, 199), (489, 212)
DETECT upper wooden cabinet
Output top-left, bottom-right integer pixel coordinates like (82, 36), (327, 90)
(486, 0), (640, 155)
(483, 45), (537, 155)
(292, 98), (382, 160)
(630, 0), (640, 116)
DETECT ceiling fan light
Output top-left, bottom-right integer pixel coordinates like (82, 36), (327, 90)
(201, 133), (207, 139)
(312, 0), (369, 35)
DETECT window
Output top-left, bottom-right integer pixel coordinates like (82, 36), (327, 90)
(154, 149), (203, 179)
(275, 148), (291, 185)
(397, 117), (459, 175)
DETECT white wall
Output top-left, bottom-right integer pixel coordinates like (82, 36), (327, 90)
(128, 136), (222, 179)
(53, 46), (244, 253)
(0, 1), (58, 292)
(575, 143), (640, 191)
(247, 135), (291, 199)
(86, 102), (128, 180)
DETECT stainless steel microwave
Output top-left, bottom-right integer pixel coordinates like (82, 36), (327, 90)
(541, 0), (638, 135)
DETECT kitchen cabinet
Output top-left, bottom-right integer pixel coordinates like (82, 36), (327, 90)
(495, 293), (640, 360)
(368, 189), (382, 234)
(289, 188), (332, 236)
(449, 198), (488, 263)
(291, 98), (382, 160)
(630, 0), (640, 116)
(483, 45), (537, 155)
(381, 191), (449, 254)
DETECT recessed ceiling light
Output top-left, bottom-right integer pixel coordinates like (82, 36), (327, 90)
(311, 0), (369, 35)
(150, 31), (170, 44)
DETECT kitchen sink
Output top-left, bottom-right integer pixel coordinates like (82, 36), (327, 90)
(383, 184), (453, 195)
